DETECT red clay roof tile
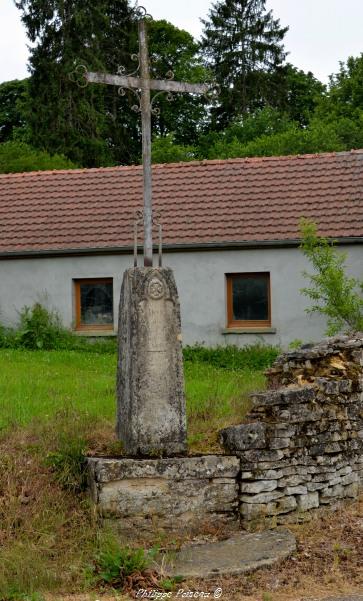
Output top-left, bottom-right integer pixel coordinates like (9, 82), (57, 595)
(0, 151), (362, 254)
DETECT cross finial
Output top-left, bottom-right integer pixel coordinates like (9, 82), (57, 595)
(71, 8), (219, 267)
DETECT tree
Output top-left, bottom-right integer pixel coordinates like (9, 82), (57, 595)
(0, 141), (76, 173)
(15, 3), (208, 167)
(15, 0), (136, 167)
(300, 219), (363, 336)
(148, 20), (209, 146)
(151, 134), (196, 164)
(319, 54), (363, 122)
(200, 0), (288, 127)
(0, 79), (29, 143)
(276, 64), (325, 127)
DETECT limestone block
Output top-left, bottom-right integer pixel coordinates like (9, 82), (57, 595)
(240, 502), (275, 520)
(340, 472), (358, 486)
(339, 380), (353, 394)
(319, 484), (345, 503)
(281, 386), (316, 404)
(219, 422), (266, 452)
(270, 424), (296, 437)
(116, 267), (186, 456)
(275, 496), (297, 514)
(89, 455), (240, 483)
(344, 482), (359, 497)
(307, 481), (328, 492)
(277, 475), (307, 488)
(240, 496), (297, 519)
(87, 456), (239, 528)
(240, 489), (285, 504)
(239, 449), (285, 464)
(251, 385), (315, 407)
(241, 480), (278, 494)
(269, 437), (291, 449)
(296, 492), (319, 511)
(242, 468), (285, 481)
(316, 378), (340, 395)
(285, 485), (308, 495)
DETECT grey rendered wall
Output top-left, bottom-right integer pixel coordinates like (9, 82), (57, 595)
(0, 245), (361, 348)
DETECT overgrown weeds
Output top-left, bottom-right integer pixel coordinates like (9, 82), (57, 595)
(0, 302), (116, 353)
(0, 425), (99, 597)
(92, 536), (151, 587)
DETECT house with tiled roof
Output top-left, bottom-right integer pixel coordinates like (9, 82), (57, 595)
(0, 150), (362, 347)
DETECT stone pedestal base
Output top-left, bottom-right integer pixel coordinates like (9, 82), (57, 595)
(87, 455), (239, 533)
(117, 267), (187, 456)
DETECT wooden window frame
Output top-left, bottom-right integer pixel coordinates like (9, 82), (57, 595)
(74, 278), (114, 331)
(226, 272), (271, 329)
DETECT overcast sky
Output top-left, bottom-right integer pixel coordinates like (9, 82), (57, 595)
(1, 0), (363, 84)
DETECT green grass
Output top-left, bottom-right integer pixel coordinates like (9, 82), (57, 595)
(0, 348), (267, 596)
(0, 350), (266, 444)
(0, 349), (116, 430)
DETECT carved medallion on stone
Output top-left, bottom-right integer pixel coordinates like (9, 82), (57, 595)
(148, 277), (165, 300)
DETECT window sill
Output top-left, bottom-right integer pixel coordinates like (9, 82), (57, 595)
(74, 330), (117, 337)
(222, 327), (277, 335)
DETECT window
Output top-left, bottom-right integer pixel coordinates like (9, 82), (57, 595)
(74, 279), (114, 330)
(226, 273), (271, 328)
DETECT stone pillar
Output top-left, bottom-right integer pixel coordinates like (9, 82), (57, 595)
(116, 267), (187, 456)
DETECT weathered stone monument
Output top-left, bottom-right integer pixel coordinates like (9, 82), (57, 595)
(116, 267), (186, 455)
(78, 5), (213, 456)
(74, 8), (361, 577)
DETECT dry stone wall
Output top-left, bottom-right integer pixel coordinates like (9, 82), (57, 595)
(87, 335), (363, 531)
(220, 334), (363, 524)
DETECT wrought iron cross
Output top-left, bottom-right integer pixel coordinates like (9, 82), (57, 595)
(72, 6), (215, 267)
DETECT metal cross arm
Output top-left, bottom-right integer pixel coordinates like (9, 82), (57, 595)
(72, 11), (217, 268)
(86, 71), (211, 97)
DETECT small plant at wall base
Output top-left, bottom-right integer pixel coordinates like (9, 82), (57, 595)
(16, 302), (69, 350)
(300, 218), (363, 335)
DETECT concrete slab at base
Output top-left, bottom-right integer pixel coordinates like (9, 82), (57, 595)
(166, 528), (296, 578)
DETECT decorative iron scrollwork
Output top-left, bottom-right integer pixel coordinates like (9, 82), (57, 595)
(69, 64), (88, 88)
(133, 4), (152, 20)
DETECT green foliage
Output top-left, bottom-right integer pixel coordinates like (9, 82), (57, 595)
(317, 54), (363, 122)
(288, 339), (303, 350)
(15, 303), (71, 350)
(277, 64), (325, 126)
(148, 20), (209, 146)
(160, 576), (184, 591)
(0, 302), (118, 353)
(15, 0), (136, 167)
(300, 219), (363, 335)
(14, 1), (208, 167)
(183, 343), (279, 370)
(93, 537), (149, 587)
(0, 79), (29, 143)
(45, 434), (87, 492)
(202, 117), (347, 159)
(152, 134), (196, 163)
(0, 141), (77, 173)
(201, 0), (288, 127)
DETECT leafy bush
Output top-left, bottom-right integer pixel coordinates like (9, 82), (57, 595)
(15, 303), (71, 350)
(0, 302), (117, 353)
(300, 219), (363, 335)
(183, 343), (279, 371)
